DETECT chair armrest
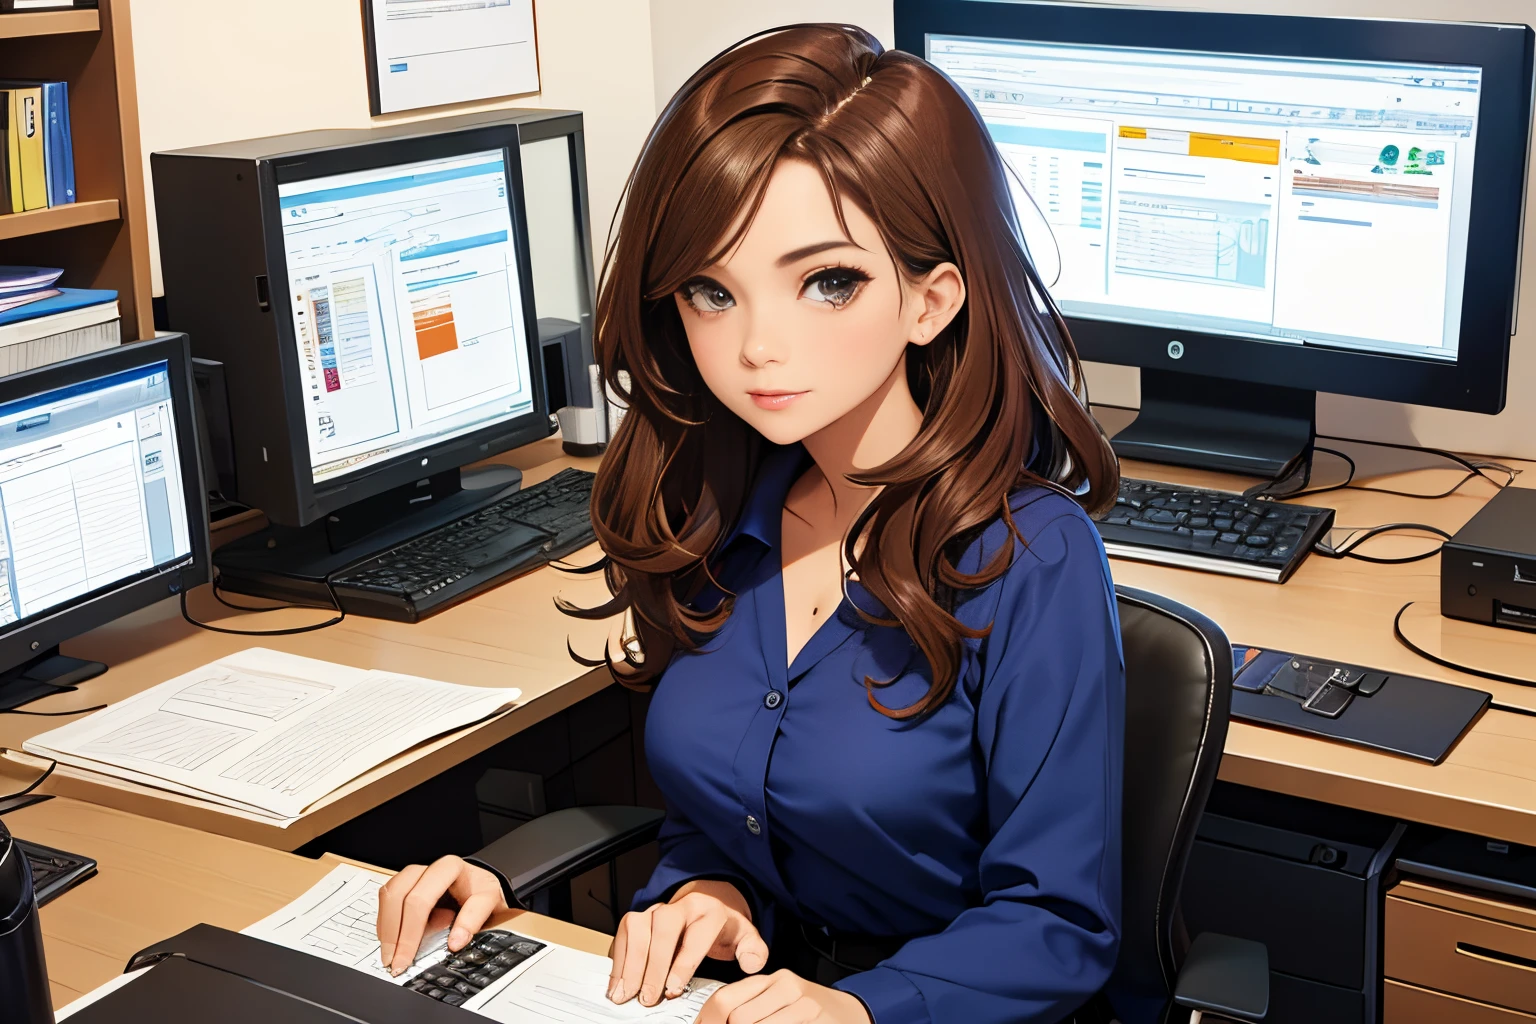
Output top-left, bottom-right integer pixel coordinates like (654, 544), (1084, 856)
(467, 806), (664, 909)
(1172, 932), (1269, 1022)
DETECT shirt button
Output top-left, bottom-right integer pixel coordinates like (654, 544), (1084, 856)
(764, 690), (783, 710)
(745, 815), (761, 836)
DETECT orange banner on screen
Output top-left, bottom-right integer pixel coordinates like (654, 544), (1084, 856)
(412, 292), (460, 360)
(1189, 132), (1279, 164)
(1118, 126), (1278, 164)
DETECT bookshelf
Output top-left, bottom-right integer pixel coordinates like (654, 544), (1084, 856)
(0, 0), (154, 341)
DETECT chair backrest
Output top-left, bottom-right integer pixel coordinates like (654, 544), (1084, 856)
(1107, 586), (1232, 1024)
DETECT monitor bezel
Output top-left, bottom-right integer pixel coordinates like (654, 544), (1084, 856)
(0, 335), (211, 675)
(257, 126), (550, 523)
(896, 0), (1534, 414)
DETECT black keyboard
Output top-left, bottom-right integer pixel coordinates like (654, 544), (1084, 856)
(405, 929), (547, 1007)
(18, 837), (97, 906)
(1095, 477), (1334, 583)
(332, 468), (596, 621)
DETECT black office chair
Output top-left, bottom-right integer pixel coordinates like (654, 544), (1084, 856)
(471, 586), (1267, 1024)
(1105, 586), (1267, 1024)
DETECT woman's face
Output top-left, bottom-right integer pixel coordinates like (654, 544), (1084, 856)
(673, 158), (960, 447)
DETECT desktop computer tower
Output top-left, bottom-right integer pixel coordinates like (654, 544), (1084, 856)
(152, 108), (597, 526)
(1180, 782), (1405, 1024)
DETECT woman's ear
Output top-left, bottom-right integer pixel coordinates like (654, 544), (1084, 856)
(907, 262), (965, 347)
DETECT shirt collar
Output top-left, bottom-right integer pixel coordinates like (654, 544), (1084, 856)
(721, 443), (812, 551)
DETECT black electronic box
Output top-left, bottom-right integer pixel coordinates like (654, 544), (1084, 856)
(1441, 486), (1536, 631)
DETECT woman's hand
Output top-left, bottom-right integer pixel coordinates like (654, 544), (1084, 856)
(608, 879), (769, 1006)
(698, 970), (873, 1023)
(376, 855), (509, 975)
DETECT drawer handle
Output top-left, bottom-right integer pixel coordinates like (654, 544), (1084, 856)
(1456, 943), (1536, 974)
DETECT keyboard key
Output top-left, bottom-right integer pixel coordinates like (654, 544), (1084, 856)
(442, 992), (466, 1006)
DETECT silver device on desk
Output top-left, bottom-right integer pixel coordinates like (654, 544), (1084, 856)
(905, 2), (1533, 581)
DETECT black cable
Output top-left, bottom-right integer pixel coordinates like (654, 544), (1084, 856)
(1392, 601), (1536, 689)
(1314, 522), (1452, 564)
(212, 579), (305, 614)
(180, 575), (346, 636)
(0, 704), (107, 716)
(1250, 435), (1517, 501)
(0, 753), (56, 804)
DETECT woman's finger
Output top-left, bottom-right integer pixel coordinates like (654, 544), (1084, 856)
(377, 864), (428, 966)
(612, 908), (653, 1003)
(666, 905), (724, 998)
(697, 973), (775, 1024)
(390, 857), (465, 975)
(449, 890), (502, 951)
(638, 904), (685, 1006)
(723, 972), (801, 1024)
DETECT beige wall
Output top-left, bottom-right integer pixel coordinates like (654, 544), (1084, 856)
(648, 1), (894, 112)
(130, 0), (1534, 458)
(129, 0), (658, 296)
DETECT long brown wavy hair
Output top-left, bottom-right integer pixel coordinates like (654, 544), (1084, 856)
(563, 24), (1118, 718)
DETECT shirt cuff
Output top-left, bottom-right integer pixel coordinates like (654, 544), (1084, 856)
(835, 966), (929, 1024)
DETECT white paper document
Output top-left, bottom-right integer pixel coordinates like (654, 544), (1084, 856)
(20, 648), (520, 824)
(368, 0), (540, 115)
(247, 864), (723, 1022)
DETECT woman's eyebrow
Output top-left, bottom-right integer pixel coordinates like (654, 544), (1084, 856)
(775, 239), (865, 267)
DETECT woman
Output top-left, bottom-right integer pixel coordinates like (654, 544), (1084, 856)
(377, 24), (1125, 1024)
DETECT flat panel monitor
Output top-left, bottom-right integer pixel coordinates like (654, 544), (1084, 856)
(899, 2), (1534, 476)
(275, 150), (540, 490)
(0, 336), (209, 710)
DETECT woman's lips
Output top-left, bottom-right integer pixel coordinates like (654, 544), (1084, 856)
(749, 390), (808, 410)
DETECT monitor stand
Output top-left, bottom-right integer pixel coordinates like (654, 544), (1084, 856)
(1111, 369), (1317, 479)
(0, 649), (106, 713)
(211, 464), (524, 609)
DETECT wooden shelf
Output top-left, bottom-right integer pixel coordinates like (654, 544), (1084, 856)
(0, 9), (99, 39)
(0, 199), (120, 241)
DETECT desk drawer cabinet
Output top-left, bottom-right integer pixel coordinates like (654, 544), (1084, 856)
(1385, 881), (1536, 1022)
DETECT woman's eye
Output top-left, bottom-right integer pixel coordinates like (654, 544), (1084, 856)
(802, 268), (868, 308)
(682, 281), (735, 313)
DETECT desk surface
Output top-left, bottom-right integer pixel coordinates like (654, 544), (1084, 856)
(1111, 433), (1536, 846)
(6, 430), (1536, 855)
(0, 439), (619, 850)
(5, 795), (610, 1011)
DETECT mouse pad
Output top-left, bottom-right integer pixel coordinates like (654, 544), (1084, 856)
(1229, 645), (1491, 764)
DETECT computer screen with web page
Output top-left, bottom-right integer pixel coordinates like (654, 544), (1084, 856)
(928, 36), (1482, 362)
(276, 150), (537, 485)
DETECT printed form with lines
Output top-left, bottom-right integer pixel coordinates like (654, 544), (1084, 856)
(15, 647), (520, 824)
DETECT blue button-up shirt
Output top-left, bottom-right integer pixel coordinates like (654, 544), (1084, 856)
(634, 443), (1125, 1024)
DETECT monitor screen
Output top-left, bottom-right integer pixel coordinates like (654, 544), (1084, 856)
(0, 361), (193, 628)
(276, 150), (537, 485)
(928, 37), (1482, 362)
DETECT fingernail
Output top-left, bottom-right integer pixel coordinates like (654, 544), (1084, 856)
(665, 977), (684, 997)
(741, 953), (764, 972)
(641, 987), (658, 1006)
(607, 980), (619, 1001)
(449, 927), (470, 950)
(610, 982), (626, 1002)
(390, 964), (403, 977)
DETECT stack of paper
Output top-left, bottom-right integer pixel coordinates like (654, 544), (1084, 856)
(56, 863), (722, 1022)
(243, 863), (723, 1023)
(20, 648), (521, 826)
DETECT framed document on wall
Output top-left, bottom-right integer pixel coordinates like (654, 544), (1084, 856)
(362, 0), (541, 116)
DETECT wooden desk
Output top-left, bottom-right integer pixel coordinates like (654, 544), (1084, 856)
(1110, 436), (1536, 847)
(4, 795), (610, 1011)
(0, 438), (620, 851)
(7, 426), (1536, 860)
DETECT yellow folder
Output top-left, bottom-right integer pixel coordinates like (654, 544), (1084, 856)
(9, 87), (46, 211)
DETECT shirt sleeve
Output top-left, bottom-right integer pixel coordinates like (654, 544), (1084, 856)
(631, 801), (771, 928)
(835, 512), (1125, 1024)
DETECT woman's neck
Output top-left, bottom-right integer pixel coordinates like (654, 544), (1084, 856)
(797, 359), (924, 527)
